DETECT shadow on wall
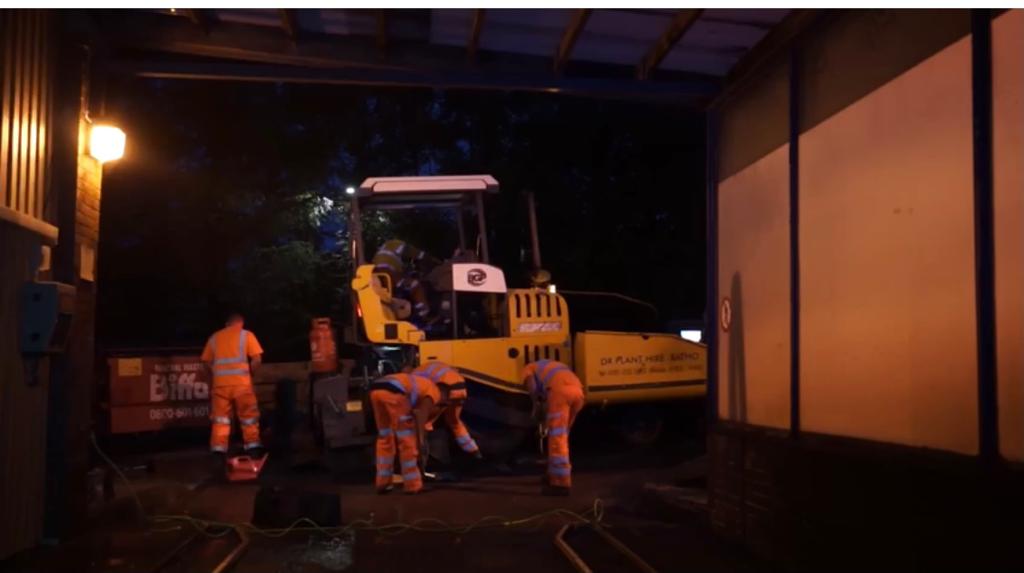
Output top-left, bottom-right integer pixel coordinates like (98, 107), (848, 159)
(727, 272), (747, 422)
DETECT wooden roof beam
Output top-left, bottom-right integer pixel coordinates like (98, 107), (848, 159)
(183, 9), (212, 35)
(467, 9), (485, 64)
(554, 9), (591, 74)
(279, 9), (299, 44)
(377, 10), (388, 55)
(637, 8), (703, 80)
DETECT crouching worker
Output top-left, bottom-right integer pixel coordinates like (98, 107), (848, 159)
(369, 372), (441, 494)
(201, 313), (265, 461)
(414, 361), (482, 459)
(521, 360), (585, 496)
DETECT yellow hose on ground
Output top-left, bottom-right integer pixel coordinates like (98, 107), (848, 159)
(92, 432), (605, 539)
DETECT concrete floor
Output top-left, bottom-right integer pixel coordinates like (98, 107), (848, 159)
(3, 422), (767, 573)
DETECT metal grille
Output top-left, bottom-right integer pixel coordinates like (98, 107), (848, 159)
(0, 10), (54, 224)
(512, 291), (563, 320)
(522, 344), (565, 364)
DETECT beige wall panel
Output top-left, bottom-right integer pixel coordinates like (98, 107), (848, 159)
(993, 10), (1024, 462)
(799, 37), (977, 454)
(717, 144), (791, 429)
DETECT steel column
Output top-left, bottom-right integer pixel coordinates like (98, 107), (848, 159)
(970, 9), (998, 460)
(705, 110), (719, 426)
(788, 46), (801, 437)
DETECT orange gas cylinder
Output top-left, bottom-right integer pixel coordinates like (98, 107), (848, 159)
(309, 318), (338, 374)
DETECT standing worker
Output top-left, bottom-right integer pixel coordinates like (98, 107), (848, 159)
(372, 239), (439, 321)
(369, 371), (442, 494)
(521, 359), (585, 496)
(414, 361), (482, 459)
(201, 313), (265, 461)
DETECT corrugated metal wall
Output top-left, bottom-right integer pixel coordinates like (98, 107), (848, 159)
(0, 223), (52, 559)
(0, 9), (57, 560)
(1, 9), (54, 224)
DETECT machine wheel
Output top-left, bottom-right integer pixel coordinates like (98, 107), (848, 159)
(616, 404), (665, 447)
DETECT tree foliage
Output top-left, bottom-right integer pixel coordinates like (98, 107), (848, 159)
(99, 81), (705, 360)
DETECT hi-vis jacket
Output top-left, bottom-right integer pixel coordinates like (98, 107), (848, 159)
(371, 239), (427, 276)
(201, 325), (264, 387)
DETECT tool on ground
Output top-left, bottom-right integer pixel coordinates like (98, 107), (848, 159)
(555, 523), (658, 573)
(226, 453), (269, 482)
(148, 527), (249, 573)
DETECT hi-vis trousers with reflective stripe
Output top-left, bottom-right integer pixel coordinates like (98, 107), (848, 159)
(370, 389), (422, 492)
(546, 385), (585, 488)
(210, 384), (261, 453)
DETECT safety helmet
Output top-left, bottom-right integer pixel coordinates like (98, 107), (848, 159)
(529, 268), (552, 287)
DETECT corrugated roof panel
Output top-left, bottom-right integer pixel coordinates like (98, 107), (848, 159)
(429, 8), (474, 48)
(702, 8), (790, 27)
(683, 18), (776, 50)
(296, 9), (427, 41)
(303, 9), (377, 37)
(477, 9), (573, 59)
(571, 9), (666, 68)
(214, 9), (279, 28)
(128, 8), (796, 89)
(659, 50), (739, 76)
(660, 12), (786, 74)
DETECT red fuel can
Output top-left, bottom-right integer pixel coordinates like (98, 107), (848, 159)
(226, 453), (269, 482)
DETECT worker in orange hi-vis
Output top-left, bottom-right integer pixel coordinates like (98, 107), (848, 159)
(521, 359), (585, 497)
(372, 239), (440, 321)
(369, 372), (442, 494)
(413, 361), (482, 459)
(201, 313), (265, 461)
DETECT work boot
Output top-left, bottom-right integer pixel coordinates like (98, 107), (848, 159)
(542, 484), (570, 497)
(376, 484), (394, 495)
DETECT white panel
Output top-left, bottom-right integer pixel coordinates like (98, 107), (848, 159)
(993, 10), (1024, 462)
(717, 144), (792, 429)
(800, 36), (977, 454)
(453, 264), (506, 293)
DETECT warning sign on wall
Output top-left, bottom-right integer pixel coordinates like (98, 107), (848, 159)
(720, 297), (732, 333)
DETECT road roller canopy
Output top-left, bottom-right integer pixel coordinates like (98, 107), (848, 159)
(356, 175), (500, 210)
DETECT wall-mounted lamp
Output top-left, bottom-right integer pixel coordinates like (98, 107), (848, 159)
(89, 124), (126, 164)
(345, 186), (356, 195)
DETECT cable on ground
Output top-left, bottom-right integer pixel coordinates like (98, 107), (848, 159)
(92, 432), (605, 540)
